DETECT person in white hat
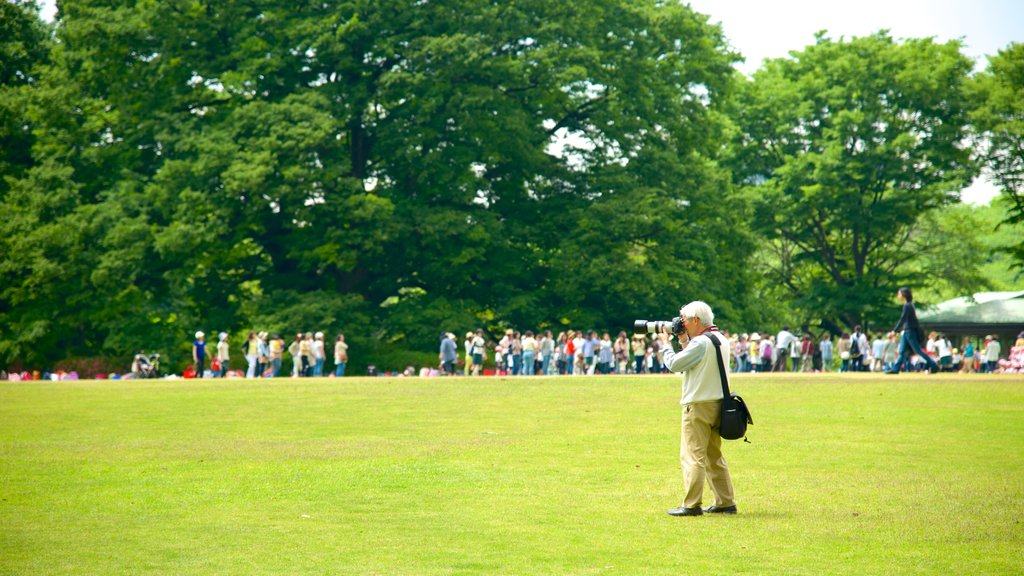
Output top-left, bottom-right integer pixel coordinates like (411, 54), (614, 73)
(312, 332), (326, 377)
(192, 331), (207, 378)
(983, 335), (1001, 373)
(438, 332), (457, 375)
(216, 332), (230, 378)
(748, 332), (761, 372)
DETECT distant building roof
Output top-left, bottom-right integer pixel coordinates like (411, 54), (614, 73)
(918, 290), (1024, 333)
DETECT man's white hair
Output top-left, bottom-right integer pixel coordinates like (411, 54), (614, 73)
(679, 301), (714, 326)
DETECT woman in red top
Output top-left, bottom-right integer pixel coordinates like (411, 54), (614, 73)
(565, 330), (576, 375)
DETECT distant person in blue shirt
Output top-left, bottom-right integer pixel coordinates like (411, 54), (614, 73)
(960, 338), (975, 373)
(439, 332), (457, 375)
(192, 331), (206, 378)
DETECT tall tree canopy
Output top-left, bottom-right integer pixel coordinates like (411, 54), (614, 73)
(727, 32), (978, 332)
(969, 42), (1024, 267)
(0, 0), (49, 193)
(1, 0), (754, 370)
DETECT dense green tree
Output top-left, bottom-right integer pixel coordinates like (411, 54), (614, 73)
(0, 1), (52, 365)
(969, 42), (1024, 267)
(907, 204), (993, 304)
(0, 0), (754, 371)
(727, 32), (978, 332)
(0, 1), (48, 192)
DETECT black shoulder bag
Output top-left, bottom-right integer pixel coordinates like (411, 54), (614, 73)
(706, 333), (753, 442)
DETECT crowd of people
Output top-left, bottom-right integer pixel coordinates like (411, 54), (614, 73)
(727, 328), (1014, 374)
(188, 330), (350, 379)
(430, 327), (1023, 377)
(3, 325), (1021, 382)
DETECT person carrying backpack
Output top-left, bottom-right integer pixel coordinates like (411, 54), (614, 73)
(760, 336), (773, 371)
(887, 287), (939, 374)
(849, 326), (867, 372)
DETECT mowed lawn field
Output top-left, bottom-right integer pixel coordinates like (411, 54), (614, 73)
(2, 373), (1022, 575)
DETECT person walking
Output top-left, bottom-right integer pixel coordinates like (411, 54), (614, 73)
(936, 333), (953, 372)
(774, 326), (794, 372)
(471, 329), (486, 376)
(334, 334), (349, 377)
(871, 333), (886, 372)
(300, 333), (314, 377)
(555, 332), (568, 374)
(837, 333), (851, 373)
(311, 332), (325, 377)
(597, 332), (614, 374)
(192, 331), (207, 378)
(882, 332), (899, 373)
(887, 287), (939, 374)
(584, 331), (600, 375)
(661, 301), (737, 517)
(464, 332), (474, 376)
(244, 331), (258, 378)
(269, 334), (283, 377)
(614, 332), (629, 374)
(983, 336), (1001, 373)
(541, 330), (555, 375)
(759, 334), (773, 373)
(439, 332), (457, 375)
(789, 333), (802, 372)
(256, 331), (270, 377)
(749, 333), (761, 372)
(800, 334), (814, 372)
(819, 334), (834, 372)
(216, 332), (230, 377)
(564, 331), (576, 375)
(510, 331), (523, 376)
(960, 338), (975, 373)
(733, 334), (749, 373)
(288, 334), (302, 377)
(521, 331), (537, 376)
(632, 335), (647, 374)
(849, 326), (867, 372)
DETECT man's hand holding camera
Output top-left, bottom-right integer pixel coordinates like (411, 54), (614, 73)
(661, 325), (689, 347)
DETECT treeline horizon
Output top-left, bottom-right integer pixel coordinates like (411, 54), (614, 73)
(1, 0), (1022, 372)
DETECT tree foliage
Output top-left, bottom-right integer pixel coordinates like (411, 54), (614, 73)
(727, 32), (979, 332)
(969, 42), (1024, 267)
(0, 0), (755, 370)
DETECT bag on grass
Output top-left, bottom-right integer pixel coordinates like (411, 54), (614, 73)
(706, 333), (753, 441)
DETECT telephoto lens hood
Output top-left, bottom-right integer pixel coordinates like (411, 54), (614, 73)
(634, 319), (668, 334)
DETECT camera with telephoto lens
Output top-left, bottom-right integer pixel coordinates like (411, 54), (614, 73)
(633, 317), (684, 335)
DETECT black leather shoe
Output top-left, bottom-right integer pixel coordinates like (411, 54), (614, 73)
(703, 504), (737, 514)
(667, 506), (703, 517)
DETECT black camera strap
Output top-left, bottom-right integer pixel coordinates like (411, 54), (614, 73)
(705, 333), (731, 399)
(706, 332), (752, 443)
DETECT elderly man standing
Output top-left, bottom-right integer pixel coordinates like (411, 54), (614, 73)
(660, 301), (737, 517)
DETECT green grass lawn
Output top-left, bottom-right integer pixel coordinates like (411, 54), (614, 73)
(2, 373), (1023, 575)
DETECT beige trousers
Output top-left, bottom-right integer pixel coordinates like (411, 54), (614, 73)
(681, 400), (735, 509)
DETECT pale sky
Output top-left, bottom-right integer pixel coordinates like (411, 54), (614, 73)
(39, 0), (1019, 203)
(686, 0), (1023, 75)
(686, 0), (1024, 205)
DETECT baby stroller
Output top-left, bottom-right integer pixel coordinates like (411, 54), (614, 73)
(132, 353), (161, 379)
